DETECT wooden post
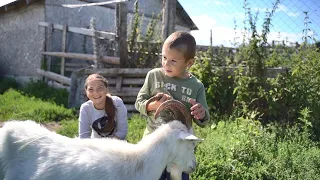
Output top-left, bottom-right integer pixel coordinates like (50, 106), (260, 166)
(90, 18), (103, 69)
(161, 0), (176, 41)
(210, 29), (213, 46)
(116, 2), (128, 68)
(46, 23), (53, 72)
(60, 24), (67, 76)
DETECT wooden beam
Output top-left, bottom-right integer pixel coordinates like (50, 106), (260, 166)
(108, 87), (141, 96)
(125, 104), (136, 112)
(62, 0), (129, 8)
(85, 68), (151, 76)
(46, 23), (53, 73)
(116, 76), (123, 91)
(41, 52), (120, 65)
(39, 22), (116, 40)
(37, 69), (71, 86)
(60, 24), (67, 76)
(48, 81), (70, 91)
(107, 78), (145, 85)
(116, 2), (128, 67)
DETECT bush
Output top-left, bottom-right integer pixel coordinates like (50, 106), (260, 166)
(0, 77), (19, 94)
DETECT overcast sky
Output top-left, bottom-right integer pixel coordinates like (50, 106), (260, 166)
(179, 0), (320, 47)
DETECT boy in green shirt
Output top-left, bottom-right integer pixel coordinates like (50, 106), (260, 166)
(135, 31), (210, 180)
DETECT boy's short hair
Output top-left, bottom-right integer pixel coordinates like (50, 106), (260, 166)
(164, 31), (196, 61)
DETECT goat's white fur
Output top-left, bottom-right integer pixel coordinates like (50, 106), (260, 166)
(0, 120), (202, 180)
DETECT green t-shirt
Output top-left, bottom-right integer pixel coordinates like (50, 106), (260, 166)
(135, 68), (210, 135)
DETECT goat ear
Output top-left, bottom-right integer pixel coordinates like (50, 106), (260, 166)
(179, 132), (204, 142)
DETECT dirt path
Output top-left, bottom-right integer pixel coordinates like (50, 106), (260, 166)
(0, 121), (62, 132)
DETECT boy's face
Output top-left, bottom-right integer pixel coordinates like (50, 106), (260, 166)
(161, 42), (194, 78)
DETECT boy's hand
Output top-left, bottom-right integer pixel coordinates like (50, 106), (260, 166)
(189, 98), (206, 120)
(146, 93), (172, 112)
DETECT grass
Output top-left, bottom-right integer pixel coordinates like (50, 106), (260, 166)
(1, 77), (320, 179)
(0, 89), (76, 123)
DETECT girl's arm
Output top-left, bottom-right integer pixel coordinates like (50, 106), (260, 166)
(79, 104), (92, 138)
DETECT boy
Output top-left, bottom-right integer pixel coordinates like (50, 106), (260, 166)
(135, 31), (210, 180)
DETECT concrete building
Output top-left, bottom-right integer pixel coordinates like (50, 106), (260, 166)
(0, 0), (198, 83)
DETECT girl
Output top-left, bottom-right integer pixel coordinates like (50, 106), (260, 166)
(79, 73), (128, 139)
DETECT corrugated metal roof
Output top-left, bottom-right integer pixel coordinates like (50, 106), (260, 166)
(0, 0), (18, 8)
(177, 0), (198, 30)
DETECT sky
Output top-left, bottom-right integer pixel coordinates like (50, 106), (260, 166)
(179, 0), (320, 47)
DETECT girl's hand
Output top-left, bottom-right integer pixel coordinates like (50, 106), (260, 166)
(146, 93), (172, 112)
(189, 98), (206, 120)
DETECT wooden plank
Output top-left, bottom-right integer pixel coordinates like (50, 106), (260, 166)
(125, 104), (137, 112)
(41, 52), (120, 65)
(108, 87), (140, 96)
(85, 68), (151, 76)
(48, 81), (70, 91)
(46, 23), (53, 72)
(60, 24), (67, 76)
(121, 96), (138, 103)
(62, 0), (129, 8)
(106, 78), (145, 85)
(39, 22), (116, 40)
(116, 76), (123, 91)
(65, 67), (88, 72)
(63, 62), (91, 67)
(37, 69), (71, 86)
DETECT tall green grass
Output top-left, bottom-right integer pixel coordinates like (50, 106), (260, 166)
(0, 89), (76, 123)
(192, 118), (320, 179)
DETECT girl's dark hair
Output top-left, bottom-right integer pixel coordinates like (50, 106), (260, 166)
(85, 74), (116, 122)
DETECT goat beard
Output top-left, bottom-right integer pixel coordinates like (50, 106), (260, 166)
(166, 164), (183, 180)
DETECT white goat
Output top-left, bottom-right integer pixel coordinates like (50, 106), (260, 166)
(0, 120), (202, 180)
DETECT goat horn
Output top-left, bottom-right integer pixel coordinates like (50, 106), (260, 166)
(154, 99), (192, 129)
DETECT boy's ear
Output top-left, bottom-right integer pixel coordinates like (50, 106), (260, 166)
(187, 58), (195, 68)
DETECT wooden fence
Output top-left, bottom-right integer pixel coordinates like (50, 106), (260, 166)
(67, 67), (151, 112)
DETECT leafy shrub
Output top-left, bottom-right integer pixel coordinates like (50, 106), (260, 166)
(191, 50), (235, 117)
(0, 77), (19, 94)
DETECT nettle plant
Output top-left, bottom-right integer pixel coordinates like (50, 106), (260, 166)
(191, 0), (320, 138)
(232, 0), (320, 137)
(127, 0), (162, 68)
(232, 0), (280, 122)
(191, 47), (235, 117)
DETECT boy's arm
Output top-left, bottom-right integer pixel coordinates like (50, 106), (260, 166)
(193, 84), (210, 128)
(135, 72), (152, 116)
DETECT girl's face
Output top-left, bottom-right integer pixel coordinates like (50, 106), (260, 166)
(85, 80), (107, 109)
(161, 43), (194, 78)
